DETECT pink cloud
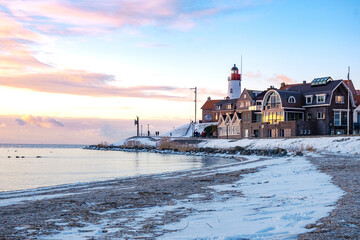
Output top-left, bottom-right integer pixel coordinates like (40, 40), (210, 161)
(0, 71), (192, 101)
(269, 74), (295, 84)
(1, 115), (188, 144)
(16, 115), (64, 128)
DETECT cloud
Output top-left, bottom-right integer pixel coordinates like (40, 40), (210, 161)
(2, 0), (217, 34)
(268, 74), (295, 84)
(0, 71), (191, 101)
(15, 115), (64, 128)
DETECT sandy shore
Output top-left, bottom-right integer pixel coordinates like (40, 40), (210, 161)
(298, 154), (360, 239)
(0, 154), (358, 239)
(0, 156), (259, 239)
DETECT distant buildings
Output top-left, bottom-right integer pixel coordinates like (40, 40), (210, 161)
(201, 65), (360, 138)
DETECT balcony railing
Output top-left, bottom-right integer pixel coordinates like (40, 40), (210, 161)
(249, 105), (261, 111)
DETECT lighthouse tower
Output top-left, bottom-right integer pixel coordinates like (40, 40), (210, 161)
(228, 64), (241, 99)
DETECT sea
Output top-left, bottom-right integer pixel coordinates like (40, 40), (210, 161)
(0, 144), (236, 192)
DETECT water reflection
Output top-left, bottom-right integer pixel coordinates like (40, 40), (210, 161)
(0, 146), (236, 192)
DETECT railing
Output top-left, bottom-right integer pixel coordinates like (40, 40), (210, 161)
(248, 105), (261, 111)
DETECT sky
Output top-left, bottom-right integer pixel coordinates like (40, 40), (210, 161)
(0, 0), (359, 144)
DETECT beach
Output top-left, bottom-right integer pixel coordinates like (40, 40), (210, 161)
(1, 152), (357, 239)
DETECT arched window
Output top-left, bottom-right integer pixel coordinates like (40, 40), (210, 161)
(288, 96), (296, 103)
(264, 92), (281, 109)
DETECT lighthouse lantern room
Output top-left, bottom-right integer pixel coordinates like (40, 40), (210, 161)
(228, 64), (241, 99)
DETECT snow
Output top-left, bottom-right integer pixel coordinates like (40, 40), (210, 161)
(197, 136), (360, 156)
(115, 135), (360, 156)
(161, 123), (216, 137)
(158, 157), (344, 239)
(27, 155), (345, 239)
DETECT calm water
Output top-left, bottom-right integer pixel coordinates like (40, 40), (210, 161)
(0, 144), (235, 192)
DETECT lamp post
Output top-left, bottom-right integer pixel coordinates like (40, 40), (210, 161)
(226, 123), (229, 139)
(134, 116), (139, 137)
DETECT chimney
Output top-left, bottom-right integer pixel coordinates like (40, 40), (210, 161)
(267, 86), (275, 91)
(303, 80), (306, 84)
(226, 96), (230, 100)
(280, 82), (285, 89)
(207, 96), (211, 101)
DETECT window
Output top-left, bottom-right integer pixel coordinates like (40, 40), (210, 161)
(335, 96), (344, 104)
(317, 112), (325, 119)
(306, 96), (313, 104)
(307, 112), (312, 121)
(230, 88), (233, 93)
(307, 130), (311, 134)
(239, 102), (243, 108)
(288, 96), (296, 103)
(244, 94), (246, 99)
(217, 105), (221, 110)
(316, 94), (326, 103)
(334, 111), (348, 126)
(227, 104), (232, 109)
(244, 129), (249, 138)
(264, 92), (281, 109)
(204, 114), (212, 121)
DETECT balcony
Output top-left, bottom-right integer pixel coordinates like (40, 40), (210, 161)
(249, 105), (261, 111)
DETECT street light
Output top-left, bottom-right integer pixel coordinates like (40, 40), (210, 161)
(226, 123), (230, 139)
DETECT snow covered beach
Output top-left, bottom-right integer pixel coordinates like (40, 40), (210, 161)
(1, 136), (359, 239)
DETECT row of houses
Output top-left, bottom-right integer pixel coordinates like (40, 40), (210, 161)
(201, 66), (360, 138)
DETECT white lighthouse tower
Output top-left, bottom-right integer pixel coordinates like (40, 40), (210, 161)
(228, 64), (241, 99)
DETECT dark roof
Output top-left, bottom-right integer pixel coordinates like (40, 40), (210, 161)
(254, 91), (267, 101)
(275, 90), (303, 108)
(286, 80), (344, 106)
(215, 98), (238, 106)
(201, 99), (222, 110)
(215, 98), (237, 110)
(246, 89), (262, 100)
(287, 80), (342, 94)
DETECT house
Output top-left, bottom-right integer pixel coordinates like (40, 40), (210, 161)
(216, 77), (356, 138)
(201, 97), (222, 123)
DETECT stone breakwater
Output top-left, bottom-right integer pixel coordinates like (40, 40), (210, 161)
(85, 144), (290, 157)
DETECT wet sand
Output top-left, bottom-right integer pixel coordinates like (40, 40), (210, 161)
(298, 154), (360, 239)
(0, 157), (259, 239)
(1, 154), (359, 239)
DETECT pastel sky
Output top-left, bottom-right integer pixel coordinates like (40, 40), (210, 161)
(0, 0), (359, 144)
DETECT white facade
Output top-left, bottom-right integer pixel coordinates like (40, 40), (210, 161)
(228, 78), (241, 99)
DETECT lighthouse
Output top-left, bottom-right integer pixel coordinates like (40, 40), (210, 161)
(228, 64), (241, 99)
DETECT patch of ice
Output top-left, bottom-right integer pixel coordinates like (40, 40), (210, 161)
(159, 157), (344, 239)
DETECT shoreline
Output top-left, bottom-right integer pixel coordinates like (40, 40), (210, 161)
(1, 153), (356, 239)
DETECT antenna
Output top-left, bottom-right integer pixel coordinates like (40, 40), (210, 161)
(348, 66), (350, 80)
(241, 55), (243, 77)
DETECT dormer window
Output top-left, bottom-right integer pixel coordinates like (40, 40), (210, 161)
(316, 94), (326, 104)
(305, 95), (313, 104)
(288, 96), (296, 103)
(227, 104), (232, 109)
(335, 96), (344, 104)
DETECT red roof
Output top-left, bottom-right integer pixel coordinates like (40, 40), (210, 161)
(354, 95), (360, 107)
(201, 99), (222, 110)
